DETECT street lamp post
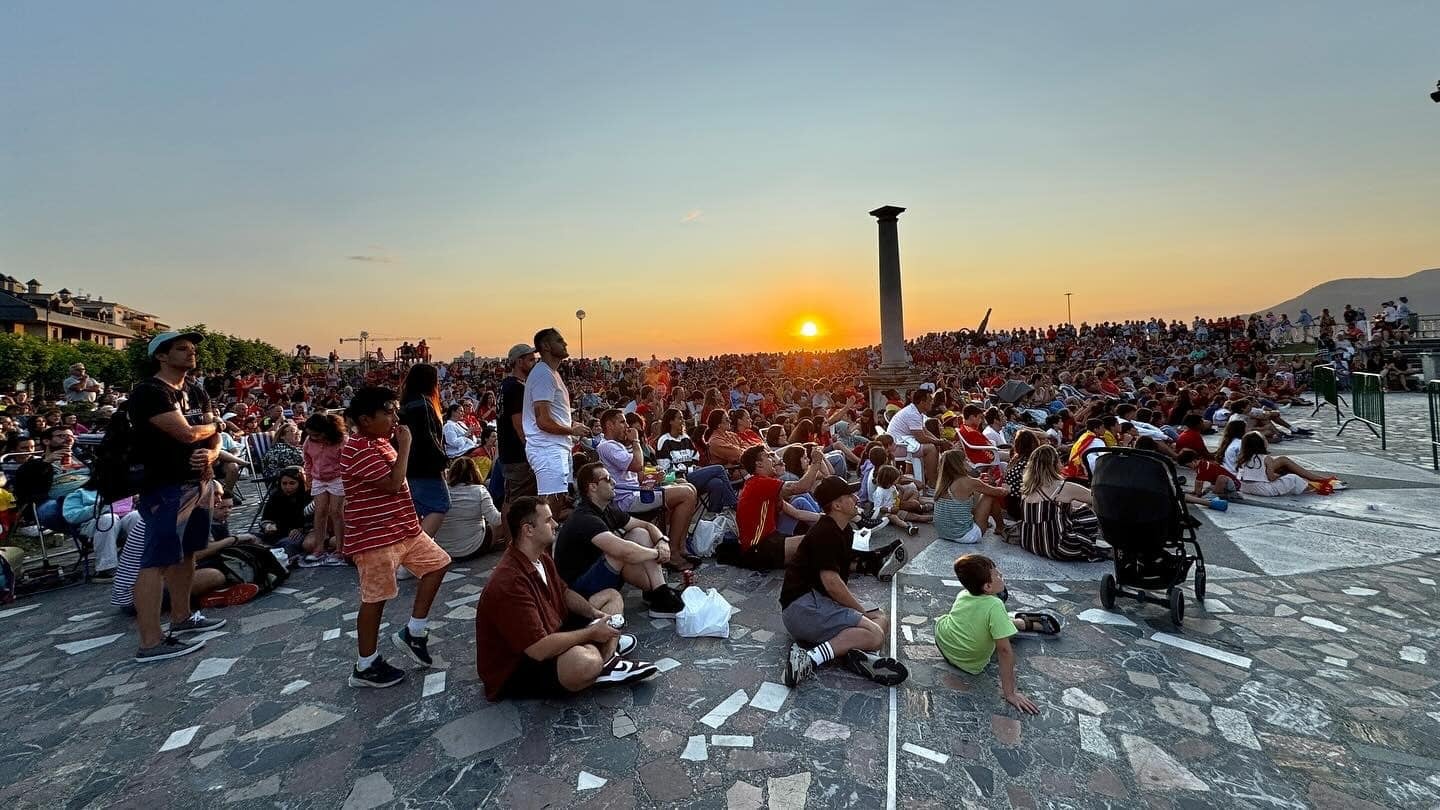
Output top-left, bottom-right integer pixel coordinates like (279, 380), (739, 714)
(1065, 292), (1073, 326)
(575, 309), (586, 359)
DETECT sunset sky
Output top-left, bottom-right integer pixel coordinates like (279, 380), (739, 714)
(3, 3), (1436, 361)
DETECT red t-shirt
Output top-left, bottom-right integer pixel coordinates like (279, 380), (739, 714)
(1194, 460), (1237, 487)
(958, 425), (995, 464)
(736, 475), (783, 550)
(1175, 428), (1210, 459)
(341, 435), (422, 555)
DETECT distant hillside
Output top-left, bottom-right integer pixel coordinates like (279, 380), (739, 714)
(1259, 268), (1440, 317)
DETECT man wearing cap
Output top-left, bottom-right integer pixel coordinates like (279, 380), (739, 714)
(493, 342), (539, 543)
(126, 331), (227, 662)
(780, 475), (907, 688)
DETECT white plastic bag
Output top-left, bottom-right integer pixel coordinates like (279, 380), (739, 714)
(675, 587), (735, 638)
(689, 519), (721, 558)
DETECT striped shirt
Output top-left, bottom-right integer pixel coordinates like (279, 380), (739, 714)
(341, 435), (420, 555)
(110, 513), (147, 609)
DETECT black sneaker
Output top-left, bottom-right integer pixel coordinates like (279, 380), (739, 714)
(165, 613), (226, 635)
(135, 634), (206, 663)
(594, 656), (659, 686)
(349, 656), (406, 688)
(392, 627), (433, 667)
(843, 649), (909, 686)
(645, 586), (685, 619)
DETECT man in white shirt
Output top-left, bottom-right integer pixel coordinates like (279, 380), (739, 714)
(885, 390), (949, 488)
(523, 327), (591, 520)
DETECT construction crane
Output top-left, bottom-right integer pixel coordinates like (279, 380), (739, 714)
(338, 331), (441, 363)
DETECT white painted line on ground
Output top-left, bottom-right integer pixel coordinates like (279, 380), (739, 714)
(886, 569), (898, 810)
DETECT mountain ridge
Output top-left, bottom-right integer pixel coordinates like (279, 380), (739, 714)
(1258, 268), (1440, 317)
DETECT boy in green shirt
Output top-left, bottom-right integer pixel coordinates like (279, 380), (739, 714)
(934, 554), (1061, 714)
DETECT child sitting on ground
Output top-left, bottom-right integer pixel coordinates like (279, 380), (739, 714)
(1175, 448), (1242, 505)
(934, 553), (1060, 715)
(871, 464), (931, 536)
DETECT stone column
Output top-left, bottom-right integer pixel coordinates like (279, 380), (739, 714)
(870, 205), (908, 367)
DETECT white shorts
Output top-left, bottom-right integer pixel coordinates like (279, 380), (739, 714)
(526, 445), (574, 496)
(311, 478), (344, 497)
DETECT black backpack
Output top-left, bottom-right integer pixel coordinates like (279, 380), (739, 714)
(89, 405), (144, 503)
(203, 543), (291, 596)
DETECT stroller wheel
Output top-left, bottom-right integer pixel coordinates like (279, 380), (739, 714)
(1100, 573), (1117, 610)
(1168, 587), (1185, 626)
(1194, 564), (1207, 603)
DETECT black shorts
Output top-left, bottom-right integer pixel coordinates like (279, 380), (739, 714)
(502, 462), (537, 500)
(739, 531), (788, 570)
(497, 615), (589, 700)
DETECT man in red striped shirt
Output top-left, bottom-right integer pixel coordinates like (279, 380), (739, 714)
(341, 387), (453, 689)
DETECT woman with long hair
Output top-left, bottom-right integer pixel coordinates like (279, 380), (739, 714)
(432, 457), (503, 559)
(934, 449), (1007, 544)
(704, 409), (742, 466)
(400, 363), (450, 537)
(442, 402), (480, 459)
(1002, 429), (1043, 522)
(1234, 432), (1343, 496)
(1019, 445), (1106, 561)
(1216, 419), (1248, 473)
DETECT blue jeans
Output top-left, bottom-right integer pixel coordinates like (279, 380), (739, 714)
(685, 465), (737, 510)
(824, 451), (848, 475)
(778, 493), (821, 535)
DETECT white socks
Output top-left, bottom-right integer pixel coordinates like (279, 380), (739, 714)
(807, 642), (835, 667)
(407, 617), (428, 637)
(356, 652), (378, 671)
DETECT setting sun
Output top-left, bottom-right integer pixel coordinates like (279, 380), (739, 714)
(800, 321), (818, 337)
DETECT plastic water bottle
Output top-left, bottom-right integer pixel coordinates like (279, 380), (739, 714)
(1209, 497), (1229, 512)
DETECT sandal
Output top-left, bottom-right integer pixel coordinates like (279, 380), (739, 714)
(1012, 609), (1064, 635)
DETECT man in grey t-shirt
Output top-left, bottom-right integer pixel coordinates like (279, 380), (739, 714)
(64, 363), (103, 404)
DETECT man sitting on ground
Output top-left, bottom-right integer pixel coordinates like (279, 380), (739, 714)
(475, 496), (658, 701)
(733, 444), (825, 570)
(781, 475), (907, 687)
(595, 408), (700, 570)
(553, 462), (687, 618)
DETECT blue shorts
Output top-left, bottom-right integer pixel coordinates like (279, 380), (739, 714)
(570, 556), (623, 598)
(408, 477), (451, 518)
(137, 484), (212, 569)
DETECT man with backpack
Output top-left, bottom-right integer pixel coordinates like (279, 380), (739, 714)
(125, 331), (228, 662)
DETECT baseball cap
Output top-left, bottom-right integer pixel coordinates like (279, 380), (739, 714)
(148, 330), (205, 358)
(815, 475), (861, 508)
(507, 343), (536, 361)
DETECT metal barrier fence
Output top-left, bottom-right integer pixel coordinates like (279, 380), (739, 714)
(1310, 365), (1343, 425)
(1339, 371), (1386, 449)
(1429, 380), (1440, 471)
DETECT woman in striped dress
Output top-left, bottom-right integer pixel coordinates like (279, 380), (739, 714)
(1018, 445), (1107, 562)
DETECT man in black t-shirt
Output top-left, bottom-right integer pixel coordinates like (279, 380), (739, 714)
(553, 462), (685, 617)
(127, 331), (227, 663)
(780, 476), (906, 688)
(496, 344), (539, 506)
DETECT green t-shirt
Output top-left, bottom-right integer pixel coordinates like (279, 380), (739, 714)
(934, 591), (1016, 674)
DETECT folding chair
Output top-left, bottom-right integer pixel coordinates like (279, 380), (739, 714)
(242, 432), (276, 500)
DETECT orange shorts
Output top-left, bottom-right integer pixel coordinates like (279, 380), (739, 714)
(352, 532), (452, 604)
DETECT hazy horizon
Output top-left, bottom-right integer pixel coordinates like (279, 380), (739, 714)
(4, 3), (1437, 361)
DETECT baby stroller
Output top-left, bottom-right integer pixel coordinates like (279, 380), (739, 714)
(1084, 447), (1205, 626)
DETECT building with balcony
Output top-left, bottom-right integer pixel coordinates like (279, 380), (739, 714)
(0, 276), (170, 348)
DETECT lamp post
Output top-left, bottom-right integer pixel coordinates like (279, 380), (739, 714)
(575, 309), (586, 360)
(1065, 292), (1073, 326)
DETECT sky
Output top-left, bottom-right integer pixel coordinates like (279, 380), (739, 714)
(3, 2), (1437, 361)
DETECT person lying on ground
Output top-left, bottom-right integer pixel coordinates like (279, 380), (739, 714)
(1233, 432), (1345, 497)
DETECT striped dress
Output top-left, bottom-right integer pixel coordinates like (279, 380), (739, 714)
(1020, 484), (1105, 562)
(934, 497), (977, 542)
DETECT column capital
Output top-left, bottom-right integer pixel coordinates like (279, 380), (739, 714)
(868, 205), (906, 221)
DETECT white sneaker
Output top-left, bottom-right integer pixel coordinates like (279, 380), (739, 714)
(595, 657), (659, 686)
(783, 643), (815, 687)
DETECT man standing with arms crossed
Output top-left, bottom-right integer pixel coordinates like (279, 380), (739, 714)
(523, 328), (590, 522)
(128, 331), (225, 661)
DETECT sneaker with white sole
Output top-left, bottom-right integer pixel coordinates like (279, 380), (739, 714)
(349, 656), (406, 688)
(320, 552), (349, 566)
(297, 554), (325, 568)
(594, 656), (659, 686)
(783, 642), (815, 687)
(392, 627), (433, 667)
(616, 633), (638, 657)
(843, 649), (910, 686)
(165, 613), (226, 635)
(644, 586), (685, 619)
(135, 634), (206, 663)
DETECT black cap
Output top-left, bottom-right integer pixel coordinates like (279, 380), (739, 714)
(815, 475), (861, 508)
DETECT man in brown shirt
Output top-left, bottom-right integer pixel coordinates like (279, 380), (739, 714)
(475, 496), (660, 701)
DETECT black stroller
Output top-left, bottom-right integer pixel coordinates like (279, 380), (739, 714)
(1084, 447), (1205, 625)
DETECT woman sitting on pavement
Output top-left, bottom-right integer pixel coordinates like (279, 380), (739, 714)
(1002, 429), (1043, 523)
(655, 408), (737, 513)
(433, 457), (503, 559)
(1233, 432), (1345, 497)
(933, 449), (1007, 544)
(1019, 445), (1107, 562)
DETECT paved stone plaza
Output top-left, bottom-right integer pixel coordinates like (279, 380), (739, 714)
(2, 398), (1439, 808)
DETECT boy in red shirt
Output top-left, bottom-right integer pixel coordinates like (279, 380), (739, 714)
(1173, 414), (1211, 460)
(733, 444), (825, 569)
(341, 386), (453, 688)
(1175, 449), (1240, 502)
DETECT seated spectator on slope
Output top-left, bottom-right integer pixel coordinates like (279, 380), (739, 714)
(1233, 432), (1344, 497)
(1175, 448), (1241, 503)
(730, 444), (825, 570)
(780, 475), (906, 687)
(957, 405), (1006, 476)
(260, 466), (313, 559)
(869, 464), (932, 536)
(886, 390), (950, 488)
(109, 491), (239, 616)
(260, 422), (305, 479)
(475, 496), (658, 701)
(433, 457), (503, 559)
(1019, 445), (1107, 562)
(553, 462), (686, 618)
(595, 409), (700, 570)
(442, 402), (481, 458)
(654, 408), (737, 513)
(1174, 414), (1211, 460)
(703, 410), (744, 467)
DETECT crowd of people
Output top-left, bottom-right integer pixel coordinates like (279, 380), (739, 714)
(0, 298), (1414, 711)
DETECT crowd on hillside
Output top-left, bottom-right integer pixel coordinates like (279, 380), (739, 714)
(0, 301), (1411, 711)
